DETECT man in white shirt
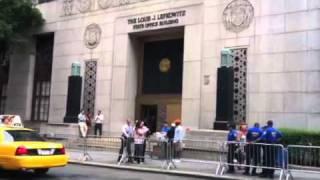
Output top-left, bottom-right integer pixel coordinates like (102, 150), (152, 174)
(94, 110), (104, 137)
(173, 119), (185, 162)
(117, 119), (134, 163)
(78, 110), (88, 138)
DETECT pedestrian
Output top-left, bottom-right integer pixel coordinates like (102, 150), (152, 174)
(260, 120), (283, 178)
(166, 123), (176, 161)
(161, 123), (170, 134)
(78, 110), (88, 138)
(238, 121), (248, 142)
(134, 120), (149, 164)
(227, 123), (238, 173)
(94, 110), (104, 137)
(141, 121), (150, 163)
(86, 112), (92, 128)
(173, 119), (185, 162)
(243, 122), (263, 176)
(167, 123), (176, 142)
(236, 121), (248, 166)
(117, 119), (134, 163)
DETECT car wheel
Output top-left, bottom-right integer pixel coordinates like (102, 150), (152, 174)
(34, 168), (49, 175)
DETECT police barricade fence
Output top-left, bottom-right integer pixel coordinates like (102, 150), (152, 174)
(286, 145), (320, 180)
(41, 133), (121, 152)
(41, 133), (320, 178)
(118, 138), (221, 171)
(217, 141), (286, 180)
(41, 133), (221, 172)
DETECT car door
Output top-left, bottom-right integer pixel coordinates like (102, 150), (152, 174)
(0, 130), (16, 169)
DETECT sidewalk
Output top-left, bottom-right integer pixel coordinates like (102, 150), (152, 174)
(67, 149), (320, 180)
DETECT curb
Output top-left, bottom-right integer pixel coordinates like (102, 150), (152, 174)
(69, 160), (239, 180)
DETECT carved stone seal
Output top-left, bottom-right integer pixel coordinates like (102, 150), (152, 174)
(84, 24), (102, 49)
(77, 0), (92, 13)
(63, 0), (74, 16)
(98, 0), (113, 9)
(223, 0), (254, 33)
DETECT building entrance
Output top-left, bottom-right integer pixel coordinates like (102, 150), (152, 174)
(134, 29), (184, 132)
(140, 105), (157, 133)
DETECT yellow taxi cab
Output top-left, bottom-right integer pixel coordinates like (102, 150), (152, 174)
(0, 115), (68, 174)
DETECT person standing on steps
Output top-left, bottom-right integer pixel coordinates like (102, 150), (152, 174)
(94, 110), (104, 137)
(78, 110), (88, 138)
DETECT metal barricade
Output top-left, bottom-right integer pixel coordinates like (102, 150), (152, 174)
(217, 141), (286, 180)
(176, 139), (221, 173)
(117, 138), (170, 169)
(286, 145), (320, 180)
(41, 133), (237, 175)
(104, 137), (221, 172)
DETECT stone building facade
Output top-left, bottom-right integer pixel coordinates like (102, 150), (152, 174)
(1, 0), (320, 134)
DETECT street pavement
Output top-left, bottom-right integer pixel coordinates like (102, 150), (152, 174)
(0, 164), (212, 180)
(0, 149), (319, 180)
(68, 149), (320, 180)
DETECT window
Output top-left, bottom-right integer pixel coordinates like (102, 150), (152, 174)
(0, 84), (7, 114)
(31, 33), (54, 122)
(0, 62), (9, 114)
(83, 61), (97, 117)
(4, 130), (44, 142)
(231, 48), (248, 123)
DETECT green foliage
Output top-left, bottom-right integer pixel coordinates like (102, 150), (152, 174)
(280, 128), (320, 146)
(0, 0), (44, 62)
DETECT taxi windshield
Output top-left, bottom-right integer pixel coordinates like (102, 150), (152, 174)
(4, 130), (44, 142)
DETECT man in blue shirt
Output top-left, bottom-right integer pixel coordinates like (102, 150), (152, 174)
(161, 123), (170, 134)
(244, 122), (263, 176)
(227, 123), (238, 173)
(260, 120), (283, 178)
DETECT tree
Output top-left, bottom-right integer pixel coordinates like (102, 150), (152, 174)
(0, 0), (44, 65)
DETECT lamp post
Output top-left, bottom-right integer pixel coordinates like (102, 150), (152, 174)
(64, 62), (83, 123)
(71, 61), (81, 76)
(214, 48), (234, 130)
(221, 48), (233, 67)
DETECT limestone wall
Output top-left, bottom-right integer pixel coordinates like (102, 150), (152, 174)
(6, 0), (319, 132)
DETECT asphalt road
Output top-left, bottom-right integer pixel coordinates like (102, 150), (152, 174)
(0, 164), (209, 180)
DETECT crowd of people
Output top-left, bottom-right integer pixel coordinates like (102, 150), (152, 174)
(117, 119), (185, 164)
(77, 109), (284, 177)
(227, 120), (283, 178)
(77, 109), (186, 165)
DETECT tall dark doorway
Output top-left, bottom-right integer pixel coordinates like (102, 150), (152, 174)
(135, 31), (184, 131)
(142, 39), (183, 94)
(140, 105), (157, 134)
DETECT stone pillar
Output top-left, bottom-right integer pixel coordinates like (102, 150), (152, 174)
(6, 44), (36, 121)
(181, 24), (203, 129)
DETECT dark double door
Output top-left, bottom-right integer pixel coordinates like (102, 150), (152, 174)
(140, 105), (157, 134)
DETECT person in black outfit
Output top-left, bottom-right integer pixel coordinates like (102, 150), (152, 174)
(227, 123), (238, 173)
(260, 120), (283, 178)
(166, 123), (176, 160)
(244, 122), (263, 176)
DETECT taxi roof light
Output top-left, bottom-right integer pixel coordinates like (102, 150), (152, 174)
(15, 146), (29, 156)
